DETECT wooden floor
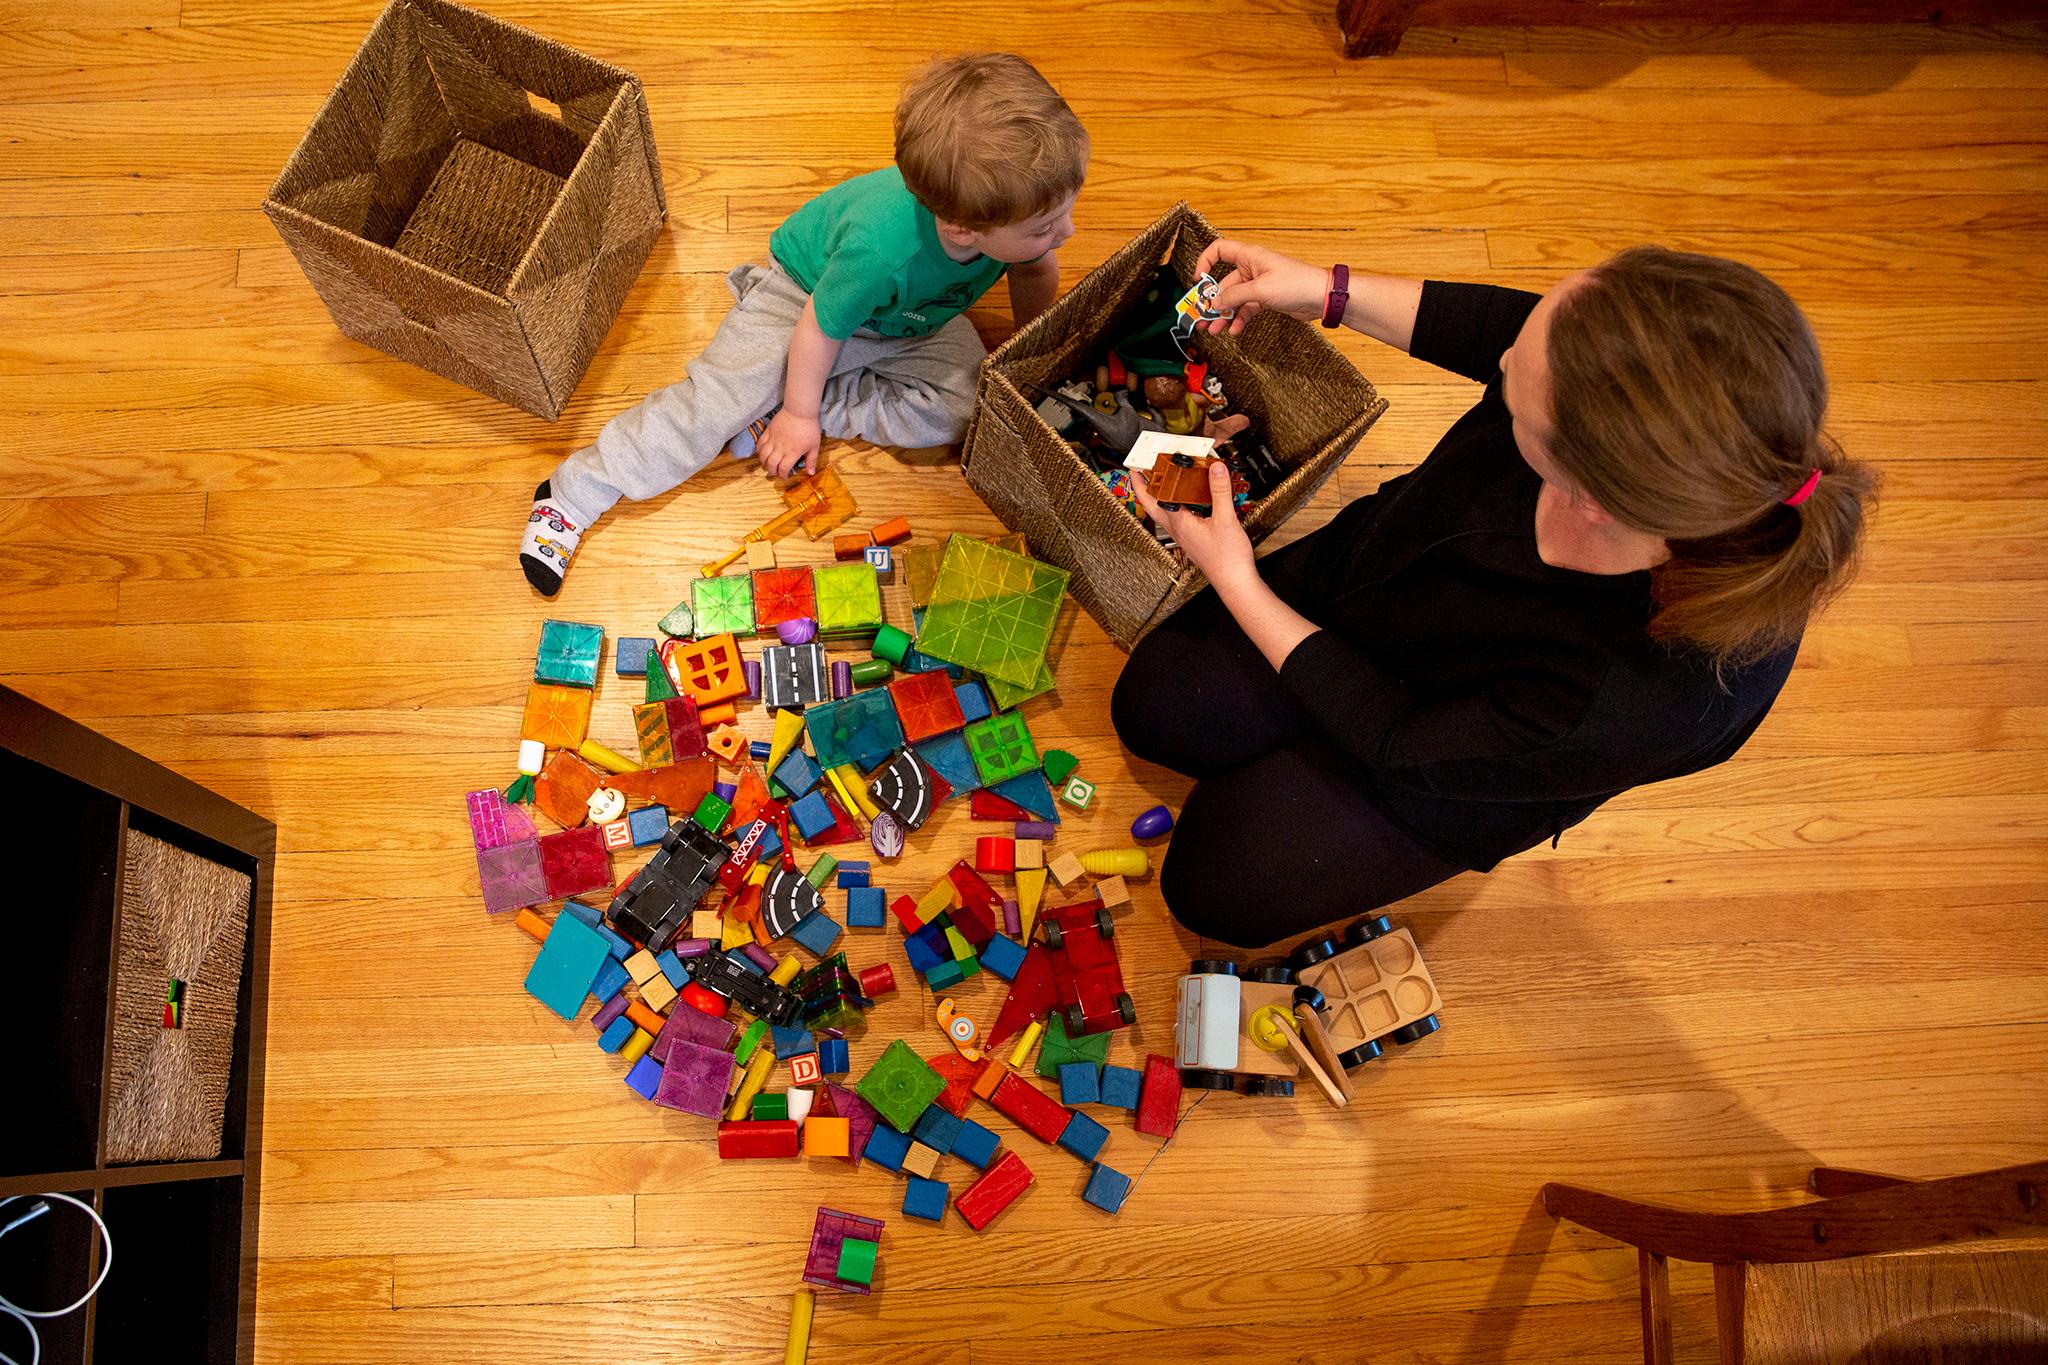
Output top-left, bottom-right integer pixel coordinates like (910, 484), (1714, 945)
(4, 3), (2047, 1361)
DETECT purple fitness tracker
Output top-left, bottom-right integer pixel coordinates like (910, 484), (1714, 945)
(1321, 264), (1350, 329)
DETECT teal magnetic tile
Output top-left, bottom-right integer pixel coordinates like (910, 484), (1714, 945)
(535, 619), (604, 687)
(524, 911), (610, 1019)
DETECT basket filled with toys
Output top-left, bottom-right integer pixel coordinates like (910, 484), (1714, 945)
(961, 202), (1386, 648)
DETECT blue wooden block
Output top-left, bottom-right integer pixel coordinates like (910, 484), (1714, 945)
(1099, 1064), (1142, 1111)
(774, 748), (823, 799)
(904, 924), (947, 974)
(725, 947), (765, 975)
(597, 1015), (635, 1053)
(627, 804), (670, 847)
(614, 636), (655, 676)
(836, 866), (871, 888)
(758, 824), (784, 863)
(1057, 1110), (1109, 1162)
(655, 950), (689, 988)
(563, 901), (632, 961)
(790, 910), (843, 957)
(953, 680), (992, 724)
(912, 1104), (963, 1155)
(588, 956), (631, 1006)
(749, 739), (773, 760)
(979, 933), (1027, 981)
(925, 958), (965, 989)
(1082, 1162), (1131, 1214)
(771, 1025), (816, 1058)
(846, 886), (887, 928)
(864, 1123), (912, 1173)
(902, 1175), (948, 1223)
(951, 1118), (999, 1169)
(788, 789), (836, 841)
(1059, 1061), (1101, 1106)
(818, 1037), (850, 1076)
(561, 900), (601, 927)
(914, 732), (981, 795)
(524, 912), (610, 1020)
(625, 1054), (663, 1099)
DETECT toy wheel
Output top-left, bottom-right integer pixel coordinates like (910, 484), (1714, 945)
(1115, 994), (1137, 1025)
(1337, 1041), (1384, 1070)
(1246, 964), (1293, 985)
(1064, 1005), (1088, 1037)
(1096, 906), (1116, 939)
(1180, 1067), (1237, 1092)
(1190, 958), (1238, 976)
(1244, 1076), (1294, 1098)
(1387, 1014), (1442, 1046)
(1289, 937), (1338, 970)
(1044, 922), (1065, 951)
(1291, 984), (1326, 1013)
(1345, 915), (1393, 947)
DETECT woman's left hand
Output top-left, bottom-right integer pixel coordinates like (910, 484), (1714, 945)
(1132, 459), (1256, 585)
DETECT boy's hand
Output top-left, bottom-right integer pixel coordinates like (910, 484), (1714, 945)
(1192, 238), (1331, 336)
(757, 410), (823, 478)
(1132, 461), (1255, 586)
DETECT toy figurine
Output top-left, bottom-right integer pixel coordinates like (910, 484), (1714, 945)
(1142, 374), (1204, 435)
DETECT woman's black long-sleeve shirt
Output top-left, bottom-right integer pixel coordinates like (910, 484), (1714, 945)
(1270, 281), (1797, 870)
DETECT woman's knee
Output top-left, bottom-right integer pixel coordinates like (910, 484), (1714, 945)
(1110, 638), (1180, 764)
(1157, 813), (1271, 949)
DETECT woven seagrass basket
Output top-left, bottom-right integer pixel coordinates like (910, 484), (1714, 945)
(263, 0), (666, 419)
(961, 202), (1386, 649)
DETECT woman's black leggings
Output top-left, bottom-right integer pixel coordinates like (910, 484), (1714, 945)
(1110, 568), (1465, 950)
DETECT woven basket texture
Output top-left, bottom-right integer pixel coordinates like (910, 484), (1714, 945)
(262, 0), (666, 418)
(105, 832), (253, 1164)
(963, 202), (1387, 649)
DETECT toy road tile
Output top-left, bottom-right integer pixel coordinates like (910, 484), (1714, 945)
(763, 641), (831, 710)
(751, 566), (818, 632)
(888, 670), (966, 743)
(536, 619), (605, 687)
(856, 1039), (947, 1133)
(913, 536), (1068, 687)
(964, 712), (1040, 787)
(692, 574), (757, 639)
(522, 682), (592, 748)
(812, 563), (884, 636)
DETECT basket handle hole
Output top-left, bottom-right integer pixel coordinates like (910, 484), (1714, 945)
(525, 90), (566, 122)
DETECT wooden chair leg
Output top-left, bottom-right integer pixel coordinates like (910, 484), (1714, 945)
(1809, 1165), (1911, 1197)
(1336, 0), (1427, 56)
(1639, 1248), (1673, 1365)
(1714, 1262), (1747, 1365)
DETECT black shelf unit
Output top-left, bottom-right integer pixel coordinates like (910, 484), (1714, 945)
(0, 685), (272, 1365)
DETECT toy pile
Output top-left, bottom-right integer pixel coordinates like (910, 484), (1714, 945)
(466, 478), (1198, 1359)
(1030, 267), (1289, 536)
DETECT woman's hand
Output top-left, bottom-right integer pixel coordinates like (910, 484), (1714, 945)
(1132, 460), (1256, 586)
(1193, 238), (1331, 336)
(757, 410), (822, 478)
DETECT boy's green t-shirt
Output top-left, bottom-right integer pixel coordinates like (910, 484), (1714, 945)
(770, 168), (1008, 340)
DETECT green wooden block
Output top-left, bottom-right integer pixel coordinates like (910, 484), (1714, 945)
(925, 958), (965, 990)
(1041, 749), (1079, 785)
(813, 563), (884, 636)
(752, 1091), (790, 1121)
(964, 712), (1039, 786)
(1036, 1011), (1110, 1079)
(692, 574), (757, 639)
(856, 1039), (946, 1132)
(836, 1236), (878, 1285)
(913, 536), (1067, 687)
(735, 1017), (770, 1065)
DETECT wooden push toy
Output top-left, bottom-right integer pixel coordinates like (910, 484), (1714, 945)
(1289, 914), (1443, 1067)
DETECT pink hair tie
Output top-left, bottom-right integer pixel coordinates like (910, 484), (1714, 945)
(1782, 468), (1822, 507)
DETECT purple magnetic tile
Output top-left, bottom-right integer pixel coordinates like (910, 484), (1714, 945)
(1014, 821), (1057, 840)
(803, 1206), (885, 1295)
(1002, 898), (1020, 937)
(653, 1039), (736, 1118)
(672, 937), (714, 958)
(592, 992), (632, 1031)
(468, 789), (510, 852)
(826, 1083), (879, 1164)
(650, 997), (738, 1064)
(503, 802), (537, 842)
(831, 660), (853, 699)
(742, 943), (776, 972)
(743, 659), (762, 698)
(477, 839), (548, 914)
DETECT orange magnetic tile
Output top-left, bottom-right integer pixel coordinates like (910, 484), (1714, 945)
(522, 682), (591, 748)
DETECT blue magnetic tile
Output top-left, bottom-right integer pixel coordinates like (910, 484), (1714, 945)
(524, 912), (609, 1019)
(1057, 1110), (1109, 1162)
(656, 950), (689, 988)
(952, 680), (991, 724)
(846, 886), (887, 928)
(912, 1105), (963, 1155)
(774, 749), (823, 798)
(790, 910), (843, 957)
(818, 1037), (850, 1076)
(614, 636), (655, 676)
(989, 769), (1059, 823)
(951, 1118), (999, 1169)
(1082, 1163), (1131, 1214)
(1099, 1064), (1141, 1110)
(1059, 1061), (1100, 1106)
(788, 789), (835, 841)
(979, 933), (1027, 981)
(625, 1055), (663, 1100)
(902, 1175), (948, 1223)
(771, 1025), (817, 1058)
(864, 1123), (912, 1173)
(598, 1015), (635, 1053)
(627, 804), (670, 847)
(588, 955), (631, 1006)
(914, 732), (981, 795)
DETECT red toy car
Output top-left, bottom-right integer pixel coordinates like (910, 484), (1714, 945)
(1041, 898), (1136, 1036)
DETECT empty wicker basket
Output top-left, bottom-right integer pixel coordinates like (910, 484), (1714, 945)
(263, 0), (666, 419)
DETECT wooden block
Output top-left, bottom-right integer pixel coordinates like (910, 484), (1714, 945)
(1095, 874), (1130, 908)
(515, 907), (550, 942)
(971, 1059), (1009, 1100)
(745, 539), (777, 572)
(902, 1141), (944, 1179)
(871, 516), (912, 546)
(624, 998), (667, 1037)
(833, 531), (872, 560)
(690, 910), (722, 940)
(640, 973), (679, 1013)
(624, 950), (661, 985)
(804, 1116), (850, 1157)
(707, 727), (747, 763)
(1047, 852), (1085, 886)
(1015, 839), (1044, 870)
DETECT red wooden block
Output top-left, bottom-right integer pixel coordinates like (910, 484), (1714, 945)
(718, 1120), (801, 1159)
(1136, 1054), (1181, 1138)
(856, 962), (897, 998)
(970, 790), (1037, 821)
(955, 1150), (1034, 1231)
(926, 1050), (984, 1117)
(833, 532), (872, 560)
(974, 836), (1015, 874)
(888, 894), (923, 933)
(887, 670), (966, 743)
(990, 1072), (1070, 1145)
(870, 516), (912, 547)
(945, 861), (1001, 947)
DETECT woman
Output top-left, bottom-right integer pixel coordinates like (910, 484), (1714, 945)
(1113, 242), (1878, 948)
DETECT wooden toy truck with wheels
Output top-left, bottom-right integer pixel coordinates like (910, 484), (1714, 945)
(1041, 898), (1136, 1037)
(1288, 914), (1442, 1069)
(1174, 961), (1351, 1106)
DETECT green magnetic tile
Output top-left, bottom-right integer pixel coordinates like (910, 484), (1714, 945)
(914, 536), (1068, 687)
(1036, 1011), (1111, 1078)
(692, 574), (757, 639)
(535, 620), (604, 687)
(985, 657), (1056, 710)
(964, 712), (1039, 786)
(856, 1038), (946, 1132)
(813, 563), (884, 636)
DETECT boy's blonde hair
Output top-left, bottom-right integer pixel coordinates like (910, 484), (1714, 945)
(895, 53), (1088, 232)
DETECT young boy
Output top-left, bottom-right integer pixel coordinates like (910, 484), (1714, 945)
(520, 52), (1087, 595)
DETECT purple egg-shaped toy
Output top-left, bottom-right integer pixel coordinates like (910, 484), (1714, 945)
(1131, 805), (1175, 840)
(777, 616), (819, 645)
(869, 810), (906, 859)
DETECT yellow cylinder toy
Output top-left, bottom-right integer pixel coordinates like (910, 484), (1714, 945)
(576, 738), (641, 775)
(785, 1287), (814, 1365)
(726, 1046), (776, 1120)
(1079, 848), (1149, 877)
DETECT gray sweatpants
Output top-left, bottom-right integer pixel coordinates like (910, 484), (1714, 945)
(550, 261), (988, 526)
